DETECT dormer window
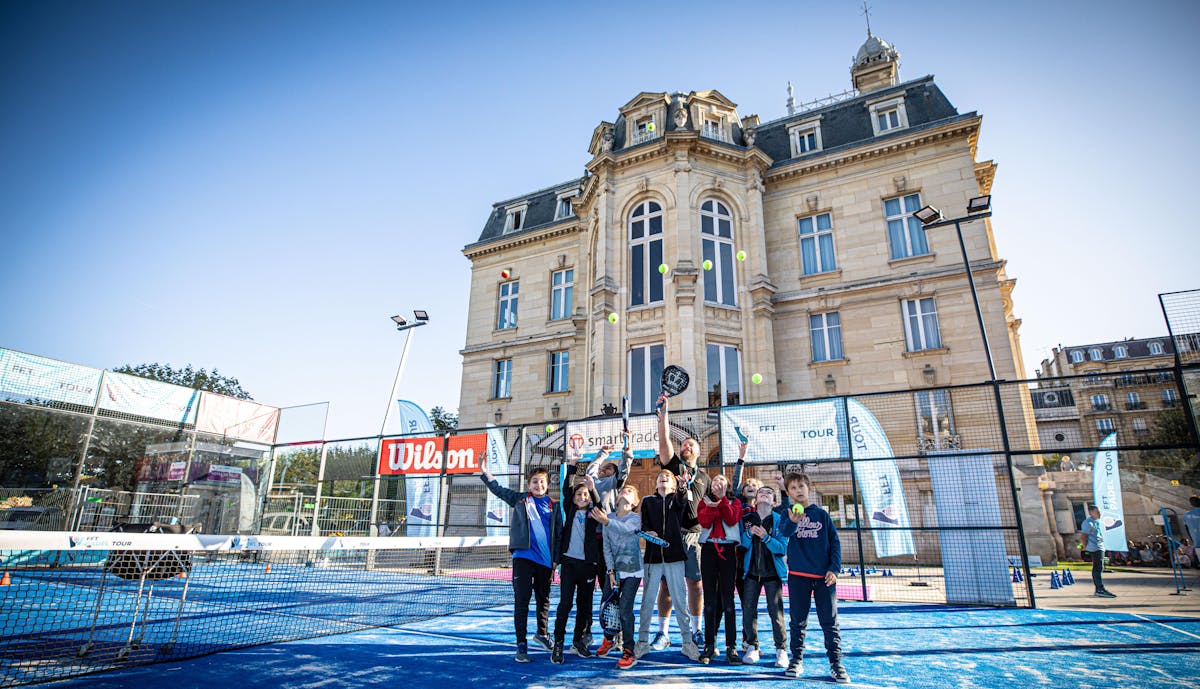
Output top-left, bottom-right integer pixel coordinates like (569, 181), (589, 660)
(1114, 345), (1128, 359)
(869, 96), (909, 136)
(632, 116), (657, 145)
(702, 116), (727, 142)
(1070, 350), (1084, 364)
(504, 203), (528, 233)
(1149, 341), (1164, 355)
(1089, 348), (1103, 361)
(554, 190), (578, 220)
(788, 119), (822, 157)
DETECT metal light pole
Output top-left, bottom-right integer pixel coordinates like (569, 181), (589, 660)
(916, 196), (1037, 606)
(370, 310), (429, 535)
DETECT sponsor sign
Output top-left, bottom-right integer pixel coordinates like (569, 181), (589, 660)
(718, 400), (846, 464)
(378, 433), (488, 476)
(563, 415), (659, 463)
(1092, 432), (1128, 551)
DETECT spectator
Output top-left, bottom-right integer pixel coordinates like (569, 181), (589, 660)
(1126, 542), (1143, 565)
(1184, 497), (1200, 549)
(1059, 456), (1076, 472)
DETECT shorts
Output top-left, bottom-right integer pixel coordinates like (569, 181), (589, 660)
(683, 531), (702, 581)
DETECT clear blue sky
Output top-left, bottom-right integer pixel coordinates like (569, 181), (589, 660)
(2, 0), (1197, 440)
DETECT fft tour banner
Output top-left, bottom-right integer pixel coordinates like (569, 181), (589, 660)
(719, 398), (915, 558)
(1093, 432), (1128, 551)
(564, 415), (659, 463)
(391, 401), (438, 536)
(484, 424), (511, 536)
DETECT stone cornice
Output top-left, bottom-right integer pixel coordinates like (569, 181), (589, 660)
(463, 222), (581, 259)
(773, 259), (1007, 305)
(764, 117), (981, 185)
(460, 328), (580, 357)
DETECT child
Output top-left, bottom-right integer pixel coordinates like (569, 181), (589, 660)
(586, 434), (634, 656)
(552, 476), (603, 662)
(697, 473), (742, 664)
(593, 484), (643, 669)
(729, 441), (759, 645)
(635, 469), (701, 661)
(778, 473), (848, 683)
(739, 485), (789, 668)
(481, 465), (561, 662)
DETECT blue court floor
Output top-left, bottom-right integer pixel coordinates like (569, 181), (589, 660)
(43, 602), (1200, 689)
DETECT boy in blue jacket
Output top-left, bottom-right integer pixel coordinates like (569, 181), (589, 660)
(481, 465), (562, 662)
(777, 473), (849, 683)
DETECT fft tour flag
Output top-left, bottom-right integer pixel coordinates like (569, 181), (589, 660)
(394, 400), (438, 537)
(1092, 432), (1127, 551)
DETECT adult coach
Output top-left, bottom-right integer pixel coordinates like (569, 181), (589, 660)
(652, 391), (709, 649)
(1080, 505), (1115, 598)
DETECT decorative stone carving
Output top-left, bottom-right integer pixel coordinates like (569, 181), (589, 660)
(744, 127), (756, 147)
(806, 194), (818, 211)
(674, 107), (688, 129)
(601, 129), (613, 152)
(893, 175), (907, 192)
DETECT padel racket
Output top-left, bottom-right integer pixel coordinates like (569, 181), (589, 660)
(637, 530), (669, 548)
(598, 587), (622, 635)
(656, 365), (690, 410)
(733, 425), (749, 444)
(621, 394), (630, 451)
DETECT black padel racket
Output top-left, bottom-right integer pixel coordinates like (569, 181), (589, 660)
(598, 586), (622, 635)
(656, 365), (690, 410)
(621, 394), (630, 451)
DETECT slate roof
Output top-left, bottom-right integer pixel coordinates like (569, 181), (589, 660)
(1062, 337), (1176, 361)
(466, 178), (586, 249)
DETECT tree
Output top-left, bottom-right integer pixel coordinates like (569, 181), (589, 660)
(1139, 407), (1200, 487)
(430, 406), (459, 433)
(112, 363), (253, 400)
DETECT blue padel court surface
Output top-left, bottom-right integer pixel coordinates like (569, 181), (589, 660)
(38, 601), (1200, 689)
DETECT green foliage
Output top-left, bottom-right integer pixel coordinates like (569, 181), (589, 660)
(430, 406), (459, 432)
(113, 363), (252, 400)
(1139, 407), (1200, 488)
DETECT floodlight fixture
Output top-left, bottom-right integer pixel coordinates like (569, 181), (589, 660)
(413, 310), (430, 321)
(967, 195), (992, 214)
(390, 315), (408, 329)
(914, 205), (943, 225)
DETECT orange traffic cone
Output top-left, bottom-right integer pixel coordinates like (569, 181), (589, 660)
(265, 564), (272, 574)
(1, 572), (11, 586)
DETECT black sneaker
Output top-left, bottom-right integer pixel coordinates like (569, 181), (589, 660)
(571, 640), (593, 658)
(831, 664), (850, 683)
(514, 642), (530, 663)
(698, 645), (715, 665)
(727, 649), (742, 665)
(551, 642), (564, 664)
(785, 658), (803, 678)
(1097, 590), (1117, 598)
(533, 633), (553, 651)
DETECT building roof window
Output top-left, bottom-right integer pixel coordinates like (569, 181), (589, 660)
(869, 96), (909, 136)
(504, 203), (529, 234)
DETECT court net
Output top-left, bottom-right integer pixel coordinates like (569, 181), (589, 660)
(0, 531), (512, 687)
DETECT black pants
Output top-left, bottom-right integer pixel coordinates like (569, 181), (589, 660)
(700, 541), (738, 649)
(1087, 550), (1107, 592)
(617, 575), (641, 653)
(554, 557), (596, 644)
(512, 556), (552, 644)
(787, 574), (842, 664)
(742, 575), (786, 650)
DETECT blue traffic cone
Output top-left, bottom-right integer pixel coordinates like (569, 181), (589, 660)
(1011, 566), (1022, 583)
(849, 568), (857, 577)
(1049, 571), (1061, 589)
(887, 569), (894, 577)
(1064, 569), (1075, 585)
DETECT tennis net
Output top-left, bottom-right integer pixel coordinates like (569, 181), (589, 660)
(0, 530), (511, 687)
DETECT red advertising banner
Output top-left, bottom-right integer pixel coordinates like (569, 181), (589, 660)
(378, 434), (489, 476)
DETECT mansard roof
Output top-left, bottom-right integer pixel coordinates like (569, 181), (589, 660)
(1062, 337), (1176, 361)
(467, 178), (586, 249)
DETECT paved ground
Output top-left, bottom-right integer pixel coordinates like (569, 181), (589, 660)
(1033, 566), (1200, 617)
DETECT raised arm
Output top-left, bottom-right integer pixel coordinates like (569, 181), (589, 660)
(480, 470), (520, 507)
(656, 392), (674, 466)
(730, 441), (748, 495)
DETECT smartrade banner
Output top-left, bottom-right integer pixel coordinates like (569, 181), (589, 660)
(564, 415), (659, 463)
(718, 398), (914, 558)
(1092, 432), (1128, 551)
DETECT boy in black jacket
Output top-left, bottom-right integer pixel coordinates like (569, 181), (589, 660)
(777, 473), (848, 683)
(634, 469), (701, 661)
(481, 465), (561, 663)
(552, 469), (603, 662)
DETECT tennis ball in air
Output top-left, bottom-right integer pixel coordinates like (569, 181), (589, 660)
(702, 259), (713, 271)
(751, 373), (763, 385)
(658, 263), (669, 274)
(646, 122), (655, 132)
(608, 312), (619, 324)
(736, 250), (747, 262)
(791, 503), (804, 514)
(545, 424), (555, 434)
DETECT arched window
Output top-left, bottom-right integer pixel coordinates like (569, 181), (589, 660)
(629, 201), (664, 307)
(700, 199), (736, 306)
(1089, 348), (1103, 361)
(1070, 350), (1085, 364)
(1114, 345), (1128, 359)
(1149, 341), (1164, 355)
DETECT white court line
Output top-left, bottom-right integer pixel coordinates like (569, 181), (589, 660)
(1131, 613), (1200, 641)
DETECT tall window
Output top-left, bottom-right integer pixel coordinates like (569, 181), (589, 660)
(629, 201), (664, 307)
(548, 351), (569, 393)
(1132, 418), (1148, 434)
(884, 194), (930, 260)
(632, 116), (656, 145)
(1091, 394), (1109, 410)
(915, 390), (957, 451)
(702, 116), (727, 142)
(1126, 391), (1142, 409)
(810, 312), (843, 362)
(1071, 350), (1085, 364)
(496, 281), (519, 330)
(492, 359), (512, 399)
(1089, 348), (1103, 361)
(1096, 418), (1115, 433)
(902, 298), (941, 351)
(628, 344), (665, 414)
(798, 212), (837, 275)
(700, 199), (736, 306)
(1149, 341), (1164, 355)
(706, 343), (741, 407)
(1164, 388), (1179, 405)
(550, 269), (574, 320)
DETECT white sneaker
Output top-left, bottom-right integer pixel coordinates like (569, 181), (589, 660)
(775, 649), (790, 668)
(634, 641), (650, 659)
(681, 640), (701, 661)
(742, 647), (761, 664)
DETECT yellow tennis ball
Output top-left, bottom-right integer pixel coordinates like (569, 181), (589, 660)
(736, 250), (747, 262)
(658, 263), (669, 274)
(646, 122), (655, 132)
(702, 259), (713, 271)
(545, 424), (555, 434)
(608, 312), (618, 324)
(752, 373), (762, 385)
(791, 503), (804, 514)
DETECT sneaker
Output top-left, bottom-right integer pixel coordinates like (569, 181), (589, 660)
(617, 649), (637, 670)
(681, 640), (701, 661)
(698, 645), (715, 665)
(775, 649), (790, 668)
(571, 640), (593, 658)
(533, 633), (553, 651)
(743, 647), (761, 664)
(551, 642), (564, 664)
(692, 629), (704, 647)
(633, 641), (650, 658)
(650, 631), (670, 651)
(726, 649), (742, 665)
(514, 642), (530, 663)
(785, 658), (803, 678)
(596, 639), (617, 657)
(831, 664), (850, 683)
(1096, 590), (1117, 598)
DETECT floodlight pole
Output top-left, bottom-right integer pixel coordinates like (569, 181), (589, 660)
(371, 313), (428, 536)
(922, 208), (1036, 606)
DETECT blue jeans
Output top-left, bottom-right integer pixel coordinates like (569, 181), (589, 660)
(618, 575), (642, 652)
(787, 574), (842, 664)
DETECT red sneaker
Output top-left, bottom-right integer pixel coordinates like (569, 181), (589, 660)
(617, 650), (637, 669)
(596, 639), (617, 657)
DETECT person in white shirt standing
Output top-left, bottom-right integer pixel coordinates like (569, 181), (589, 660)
(1080, 505), (1116, 598)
